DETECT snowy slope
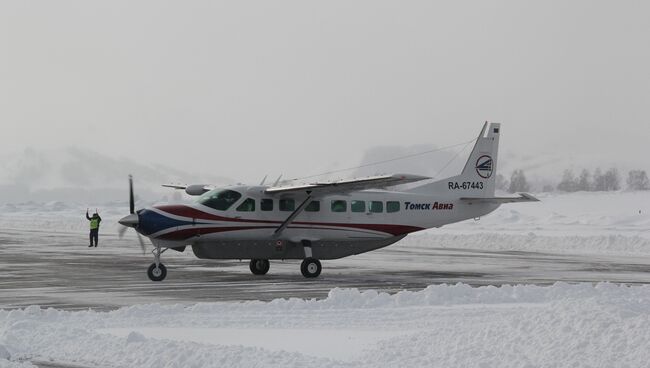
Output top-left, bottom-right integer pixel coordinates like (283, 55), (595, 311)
(1, 283), (650, 367)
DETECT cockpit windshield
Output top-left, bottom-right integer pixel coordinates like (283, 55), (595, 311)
(196, 189), (242, 211)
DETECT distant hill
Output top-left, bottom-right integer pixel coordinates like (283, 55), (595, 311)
(0, 147), (234, 204)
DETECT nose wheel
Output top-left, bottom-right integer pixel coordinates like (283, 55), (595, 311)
(300, 258), (322, 278)
(147, 246), (168, 281)
(147, 263), (167, 281)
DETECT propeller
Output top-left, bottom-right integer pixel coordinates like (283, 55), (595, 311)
(129, 174), (135, 214)
(118, 175), (146, 254)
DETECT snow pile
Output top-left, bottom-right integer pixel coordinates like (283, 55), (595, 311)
(405, 232), (650, 255)
(1, 191), (649, 255)
(2, 282), (650, 367)
(441, 190), (650, 236)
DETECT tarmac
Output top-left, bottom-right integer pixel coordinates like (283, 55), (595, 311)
(1, 228), (650, 311)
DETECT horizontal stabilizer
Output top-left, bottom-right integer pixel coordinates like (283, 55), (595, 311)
(460, 193), (540, 204)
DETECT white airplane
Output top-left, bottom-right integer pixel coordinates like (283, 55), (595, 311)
(119, 122), (538, 281)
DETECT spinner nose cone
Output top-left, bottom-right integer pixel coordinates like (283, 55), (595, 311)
(119, 213), (139, 228)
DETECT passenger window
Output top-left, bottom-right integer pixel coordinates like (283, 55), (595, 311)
(279, 199), (295, 211)
(236, 198), (255, 212)
(196, 189), (242, 211)
(387, 201), (400, 213)
(305, 201), (320, 212)
(261, 199), (273, 211)
(351, 200), (365, 213)
(369, 201), (383, 213)
(331, 200), (347, 212)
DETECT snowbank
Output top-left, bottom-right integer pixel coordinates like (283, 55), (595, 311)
(2, 282), (650, 367)
(440, 190), (650, 236)
(2, 191), (649, 232)
(404, 232), (650, 255)
(2, 191), (649, 255)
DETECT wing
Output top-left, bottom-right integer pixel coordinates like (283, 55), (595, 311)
(460, 193), (540, 204)
(264, 174), (430, 195)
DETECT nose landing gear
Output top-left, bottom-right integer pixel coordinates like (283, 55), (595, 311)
(147, 263), (167, 281)
(147, 246), (168, 281)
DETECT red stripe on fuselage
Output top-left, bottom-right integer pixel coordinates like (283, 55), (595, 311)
(158, 225), (422, 241)
(159, 226), (274, 241)
(153, 205), (423, 238)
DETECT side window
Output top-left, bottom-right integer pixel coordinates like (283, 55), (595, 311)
(387, 201), (400, 213)
(331, 200), (347, 212)
(261, 199), (273, 211)
(279, 199), (295, 211)
(369, 201), (383, 213)
(236, 198), (255, 212)
(305, 201), (320, 212)
(351, 200), (365, 213)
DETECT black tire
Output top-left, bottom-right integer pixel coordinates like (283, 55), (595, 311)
(249, 259), (270, 275)
(147, 263), (167, 281)
(300, 258), (322, 278)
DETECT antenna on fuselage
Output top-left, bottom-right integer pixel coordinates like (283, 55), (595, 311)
(273, 174), (283, 186)
(260, 174), (268, 186)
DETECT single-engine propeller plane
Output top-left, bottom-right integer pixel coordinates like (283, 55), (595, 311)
(119, 122), (538, 281)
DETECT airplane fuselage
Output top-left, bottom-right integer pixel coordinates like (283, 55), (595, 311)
(135, 186), (499, 260)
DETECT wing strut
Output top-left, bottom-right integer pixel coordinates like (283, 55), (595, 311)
(273, 193), (313, 237)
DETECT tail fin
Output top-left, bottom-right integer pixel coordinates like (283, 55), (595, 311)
(409, 122), (500, 197)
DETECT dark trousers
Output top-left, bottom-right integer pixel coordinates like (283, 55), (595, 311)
(89, 229), (99, 246)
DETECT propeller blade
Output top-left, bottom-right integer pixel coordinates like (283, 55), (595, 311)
(136, 233), (147, 255)
(129, 174), (135, 214)
(118, 224), (128, 239)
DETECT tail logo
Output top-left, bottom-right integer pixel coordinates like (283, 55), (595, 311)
(475, 155), (493, 178)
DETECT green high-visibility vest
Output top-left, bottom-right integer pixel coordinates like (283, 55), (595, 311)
(90, 218), (100, 230)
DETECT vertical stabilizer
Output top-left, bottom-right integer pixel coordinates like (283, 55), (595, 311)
(408, 122), (501, 197)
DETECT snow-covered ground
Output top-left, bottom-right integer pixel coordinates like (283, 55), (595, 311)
(2, 283), (650, 367)
(1, 191), (650, 367)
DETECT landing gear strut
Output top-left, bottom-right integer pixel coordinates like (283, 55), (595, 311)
(147, 246), (168, 281)
(249, 259), (270, 275)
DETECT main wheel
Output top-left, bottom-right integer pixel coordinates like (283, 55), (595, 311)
(147, 263), (167, 281)
(300, 258), (322, 278)
(249, 259), (270, 275)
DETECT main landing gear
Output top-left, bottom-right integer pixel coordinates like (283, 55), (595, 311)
(299, 239), (321, 278)
(300, 258), (322, 278)
(147, 246), (168, 282)
(247, 258), (322, 278)
(249, 259), (270, 275)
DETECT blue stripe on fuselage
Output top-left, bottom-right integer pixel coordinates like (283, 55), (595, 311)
(137, 209), (195, 236)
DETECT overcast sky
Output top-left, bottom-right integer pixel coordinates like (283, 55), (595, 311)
(1, 1), (649, 183)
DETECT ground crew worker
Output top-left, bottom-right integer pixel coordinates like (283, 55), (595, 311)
(86, 209), (102, 247)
